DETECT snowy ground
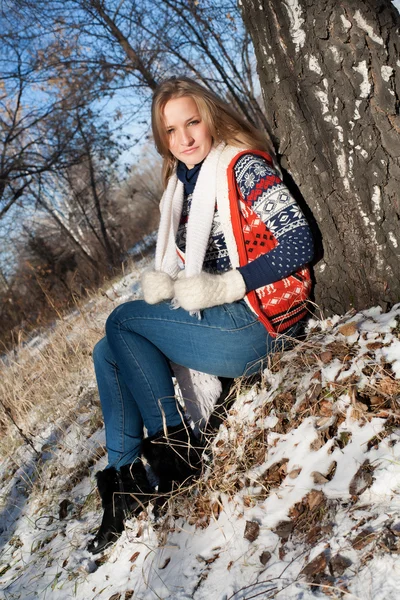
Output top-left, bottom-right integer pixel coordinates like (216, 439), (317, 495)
(1, 258), (399, 600)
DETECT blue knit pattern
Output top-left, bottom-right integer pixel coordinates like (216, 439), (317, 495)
(175, 154), (314, 288)
(234, 154), (314, 290)
(176, 193), (231, 273)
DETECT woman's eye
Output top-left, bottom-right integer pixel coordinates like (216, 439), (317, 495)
(166, 129), (174, 135)
(188, 120), (199, 126)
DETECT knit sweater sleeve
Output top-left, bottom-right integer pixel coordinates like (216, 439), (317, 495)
(234, 154), (314, 291)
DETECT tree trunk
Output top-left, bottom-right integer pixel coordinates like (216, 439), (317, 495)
(240, 0), (400, 315)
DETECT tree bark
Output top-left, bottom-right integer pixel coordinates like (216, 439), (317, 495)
(240, 0), (400, 314)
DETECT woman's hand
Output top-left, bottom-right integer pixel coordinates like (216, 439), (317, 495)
(173, 270), (246, 311)
(141, 270), (175, 304)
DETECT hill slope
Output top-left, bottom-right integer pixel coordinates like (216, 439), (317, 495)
(1, 261), (399, 600)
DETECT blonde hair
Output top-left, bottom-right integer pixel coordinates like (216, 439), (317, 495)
(151, 76), (275, 187)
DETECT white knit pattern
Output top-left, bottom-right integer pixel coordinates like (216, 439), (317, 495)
(155, 142), (226, 278)
(154, 144), (252, 428)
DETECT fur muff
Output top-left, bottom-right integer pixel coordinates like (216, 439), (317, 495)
(141, 269), (174, 304)
(173, 269), (246, 312)
(142, 424), (204, 496)
(87, 462), (153, 555)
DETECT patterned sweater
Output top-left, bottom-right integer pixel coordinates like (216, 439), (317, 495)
(176, 153), (314, 292)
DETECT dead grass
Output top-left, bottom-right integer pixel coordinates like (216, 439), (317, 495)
(154, 314), (400, 537)
(0, 291), (107, 459)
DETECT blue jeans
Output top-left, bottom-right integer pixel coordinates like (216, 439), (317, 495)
(93, 299), (300, 469)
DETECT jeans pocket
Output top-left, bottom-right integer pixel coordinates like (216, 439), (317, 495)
(222, 300), (259, 331)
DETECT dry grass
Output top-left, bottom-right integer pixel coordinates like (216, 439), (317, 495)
(0, 292), (107, 459)
(153, 316), (400, 537)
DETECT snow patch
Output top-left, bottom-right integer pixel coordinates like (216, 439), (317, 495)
(283, 0), (306, 52)
(381, 65), (394, 82)
(336, 125), (344, 143)
(329, 45), (341, 63)
(315, 89), (329, 115)
(353, 60), (371, 98)
(308, 54), (323, 75)
(335, 143), (350, 191)
(355, 145), (368, 159)
(340, 14), (352, 30)
(354, 10), (384, 45)
(388, 232), (398, 249)
(354, 99), (362, 119)
(372, 185), (382, 216)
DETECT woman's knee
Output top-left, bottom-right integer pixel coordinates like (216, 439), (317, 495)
(105, 299), (154, 338)
(93, 337), (113, 366)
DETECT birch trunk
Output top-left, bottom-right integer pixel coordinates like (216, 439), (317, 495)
(240, 0), (400, 314)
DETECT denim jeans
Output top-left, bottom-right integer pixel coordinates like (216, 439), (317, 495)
(93, 299), (300, 469)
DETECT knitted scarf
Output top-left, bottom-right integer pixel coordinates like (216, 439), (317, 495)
(155, 142), (225, 279)
(154, 142), (235, 431)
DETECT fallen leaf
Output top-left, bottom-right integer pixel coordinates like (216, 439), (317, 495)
(129, 552), (140, 563)
(288, 468), (302, 479)
(259, 550), (271, 566)
(339, 322), (358, 337)
(330, 554), (352, 575)
(378, 377), (399, 396)
(301, 551), (328, 579)
(244, 520), (260, 542)
(59, 499), (73, 520)
(312, 471), (329, 484)
(349, 461), (374, 496)
(352, 528), (376, 550)
(307, 490), (325, 510)
(319, 400), (333, 416)
(319, 351), (333, 364)
(273, 520), (294, 539)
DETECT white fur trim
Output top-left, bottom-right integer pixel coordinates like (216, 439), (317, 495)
(174, 269), (246, 312)
(154, 144), (249, 426)
(141, 269), (174, 304)
(171, 362), (222, 431)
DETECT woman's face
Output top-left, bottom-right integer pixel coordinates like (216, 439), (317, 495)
(163, 96), (213, 168)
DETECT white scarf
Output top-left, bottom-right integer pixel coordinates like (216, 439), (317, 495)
(154, 143), (245, 431)
(155, 142), (226, 278)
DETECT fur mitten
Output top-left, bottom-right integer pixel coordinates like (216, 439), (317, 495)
(141, 269), (174, 304)
(173, 269), (246, 311)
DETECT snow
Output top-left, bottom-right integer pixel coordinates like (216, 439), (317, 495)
(381, 66), (394, 82)
(353, 10), (384, 45)
(353, 60), (371, 98)
(355, 144), (368, 159)
(388, 232), (398, 249)
(283, 0), (306, 52)
(372, 185), (382, 216)
(308, 55), (322, 75)
(354, 100), (362, 120)
(329, 46), (341, 63)
(340, 15), (352, 30)
(1, 262), (400, 599)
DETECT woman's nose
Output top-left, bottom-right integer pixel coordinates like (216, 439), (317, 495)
(179, 129), (194, 146)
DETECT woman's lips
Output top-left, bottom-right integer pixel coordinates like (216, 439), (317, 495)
(182, 147), (198, 154)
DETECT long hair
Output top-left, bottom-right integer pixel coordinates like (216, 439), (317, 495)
(151, 76), (275, 187)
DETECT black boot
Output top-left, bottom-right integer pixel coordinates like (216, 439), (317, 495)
(142, 424), (203, 497)
(88, 461), (153, 554)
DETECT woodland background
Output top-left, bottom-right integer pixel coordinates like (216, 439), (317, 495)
(1, 0), (399, 350)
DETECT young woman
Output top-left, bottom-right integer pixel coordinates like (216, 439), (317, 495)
(88, 77), (314, 554)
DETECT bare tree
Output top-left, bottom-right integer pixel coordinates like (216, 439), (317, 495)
(240, 0), (400, 314)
